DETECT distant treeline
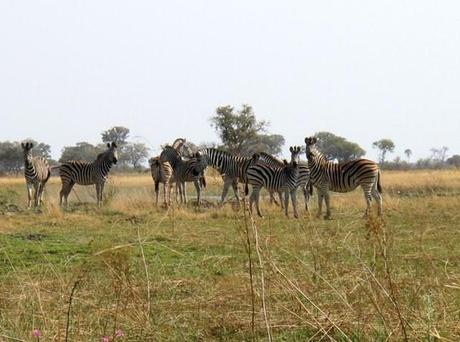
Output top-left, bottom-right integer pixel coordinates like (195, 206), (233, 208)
(0, 105), (459, 175)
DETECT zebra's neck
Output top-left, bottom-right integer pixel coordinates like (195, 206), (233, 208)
(308, 149), (329, 169)
(93, 157), (113, 177)
(24, 156), (34, 171)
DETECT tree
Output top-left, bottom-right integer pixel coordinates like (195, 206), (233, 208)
(314, 132), (365, 161)
(372, 139), (395, 164)
(430, 146), (449, 163)
(210, 105), (267, 154)
(210, 104), (284, 155)
(123, 143), (150, 169)
(447, 155), (460, 168)
(243, 134), (286, 156)
(59, 142), (102, 162)
(0, 141), (22, 174)
(404, 149), (412, 162)
(101, 126), (130, 146)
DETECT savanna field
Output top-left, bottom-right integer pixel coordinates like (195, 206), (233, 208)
(1, 170), (460, 341)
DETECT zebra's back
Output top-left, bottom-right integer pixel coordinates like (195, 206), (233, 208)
(59, 161), (100, 185)
(322, 159), (379, 192)
(247, 163), (298, 192)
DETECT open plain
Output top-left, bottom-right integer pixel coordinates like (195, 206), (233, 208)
(1, 169), (460, 341)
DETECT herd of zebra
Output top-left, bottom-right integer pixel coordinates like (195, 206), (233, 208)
(20, 136), (383, 219)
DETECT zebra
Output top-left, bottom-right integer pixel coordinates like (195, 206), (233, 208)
(148, 138), (190, 207)
(258, 152), (313, 213)
(245, 146), (302, 218)
(194, 148), (265, 204)
(149, 156), (174, 206)
(57, 142), (118, 208)
(21, 142), (51, 208)
(159, 146), (207, 205)
(304, 136), (383, 219)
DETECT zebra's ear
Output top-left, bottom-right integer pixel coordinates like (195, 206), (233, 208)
(289, 146), (293, 153)
(107, 143), (111, 148)
(111, 142), (117, 148)
(30, 142), (34, 148)
(21, 142), (25, 148)
(311, 137), (317, 144)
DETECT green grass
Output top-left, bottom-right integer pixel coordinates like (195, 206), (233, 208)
(1, 171), (460, 341)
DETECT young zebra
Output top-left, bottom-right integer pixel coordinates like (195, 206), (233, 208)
(58, 142), (118, 208)
(305, 136), (383, 219)
(21, 142), (51, 208)
(245, 146), (302, 218)
(159, 146), (207, 205)
(149, 156), (174, 206)
(258, 152), (313, 213)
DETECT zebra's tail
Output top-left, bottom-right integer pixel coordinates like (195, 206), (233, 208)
(244, 181), (249, 196)
(377, 170), (382, 193)
(200, 176), (207, 189)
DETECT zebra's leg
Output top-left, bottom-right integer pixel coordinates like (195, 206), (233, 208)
(303, 186), (310, 215)
(324, 191), (332, 219)
(61, 181), (74, 208)
(231, 179), (240, 203)
(291, 188), (299, 219)
(183, 182), (188, 204)
(316, 191), (323, 218)
(154, 181), (160, 206)
(194, 179), (201, 206)
(26, 183), (33, 209)
(220, 177), (233, 203)
(96, 183), (102, 207)
(100, 182), (105, 206)
(254, 187), (263, 217)
(362, 186), (373, 217)
(284, 190), (290, 217)
(33, 183), (40, 207)
(38, 181), (46, 206)
(372, 184), (383, 216)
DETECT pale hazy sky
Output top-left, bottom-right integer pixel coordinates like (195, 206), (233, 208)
(1, 1), (459, 161)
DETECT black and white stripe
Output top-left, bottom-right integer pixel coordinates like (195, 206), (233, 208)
(58, 142), (118, 207)
(21, 142), (51, 208)
(197, 148), (261, 204)
(160, 146), (207, 205)
(305, 136), (382, 218)
(245, 146), (302, 218)
(258, 152), (313, 213)
(149, 156), (174, 206)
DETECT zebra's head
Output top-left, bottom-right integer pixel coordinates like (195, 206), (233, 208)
(304, 137), (318, 160)
(106, 142), (118, 164)
(289, 146), (301, 166)
(191, 151), (207, 176)
(21, 142), (34, 163)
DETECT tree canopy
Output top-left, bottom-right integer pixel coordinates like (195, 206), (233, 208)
(314, 132), (365, 161)
(372, 139), (395, 164)
(210, 105), (284, 156)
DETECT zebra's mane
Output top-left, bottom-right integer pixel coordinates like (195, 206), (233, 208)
(258, 152), (284, 166)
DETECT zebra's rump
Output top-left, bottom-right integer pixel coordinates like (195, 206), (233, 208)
(150, 158), (173, 183)
(326, 159), (379, 192)
(59, 161), (98, 185)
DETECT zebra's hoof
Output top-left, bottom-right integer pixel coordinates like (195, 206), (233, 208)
(324, 215), (332, 220)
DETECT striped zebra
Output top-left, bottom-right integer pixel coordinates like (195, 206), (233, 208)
(148, 138), (190, 207)
(149, 156), (174, 206)
(21, 142), (51, 208)
(195, 148), (266, 204)
(258, 152), (313, 213)
(57, 142), (118, 207)
(245, 146), (302, 218)
(160, 146), (207, 205)
(305, 136), (383, 219)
